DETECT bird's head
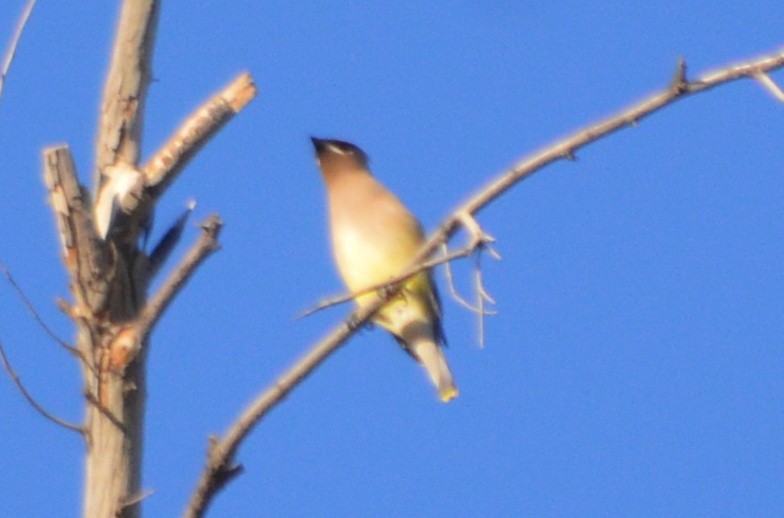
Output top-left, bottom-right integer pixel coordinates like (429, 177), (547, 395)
(311, 137), (370, 173)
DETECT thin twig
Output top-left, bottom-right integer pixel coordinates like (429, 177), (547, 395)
(0, 339), (83, 434)
(473, 251), (498, 349)
(477, 266), (497, 306)
(442, 244), (482, 313)
(117, 488), (156, 514)
(185, 47), (784, 517)
(475, 261), (487, 349)
(0, 0), (37, 106)
(0, 258), (79, 356)
(442, 244), (496, 315)
(754, 72), (784, 102)
(444, 242), (498, 349)
(297, 243), (476, 319)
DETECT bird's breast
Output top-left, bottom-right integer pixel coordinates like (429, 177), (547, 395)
(331, 223), (412, 292)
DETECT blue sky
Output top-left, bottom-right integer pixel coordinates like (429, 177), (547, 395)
(1, 2), (783, 517)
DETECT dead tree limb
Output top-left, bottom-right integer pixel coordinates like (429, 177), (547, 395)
(185, 47), (784, 518)
(80, 3), (160, 516)
(143, 73), (256, 198)
(137, 215), (223, 342)
(38, 2), (256, 517)
(0, 0), (37, 105)
(94, 1), (158, 187)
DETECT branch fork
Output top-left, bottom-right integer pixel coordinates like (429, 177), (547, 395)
(36, 3), (255, 517)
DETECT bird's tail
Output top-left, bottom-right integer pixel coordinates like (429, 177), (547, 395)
(410, 338), (458, 403)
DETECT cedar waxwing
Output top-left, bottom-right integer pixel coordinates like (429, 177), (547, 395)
(312, 137), (458, 402)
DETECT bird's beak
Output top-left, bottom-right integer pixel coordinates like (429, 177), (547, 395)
(310, 136), (326, 154)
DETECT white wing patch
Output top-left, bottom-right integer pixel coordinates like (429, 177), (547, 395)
(93, 163), (143, 239)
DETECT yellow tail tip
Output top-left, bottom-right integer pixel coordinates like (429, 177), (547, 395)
(439, 386), (459, 403)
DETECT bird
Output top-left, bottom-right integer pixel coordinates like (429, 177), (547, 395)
(93, 162), (143, 240)
(93, 162), (154, 248)
(311, 137), (458, 402)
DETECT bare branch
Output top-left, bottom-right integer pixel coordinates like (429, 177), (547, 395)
(136, 215), (223, 341)
(99, 211), (219, 376)
(473, 251), (498, 349)
(107, 72), (256, 246)
(83, 3), (161, 517)
(442, 244), (486, 314)
(185, 298), (383, 518)
(754, 72), (784, 102)
(670, 56), (689, 93)
(441, 241), (498, 350)
(43, 145), (110, 316)
(476, 266), (497, 306)
(451, 50), (784, 231)
(455, 211), (500, 256)
(444, 253), (498, 315)
(186, 47), (784, 514)
(94, 0), (160, 187)
(117, 488), (156, 515)
(0, 258), (79, 356)
(0, 0), (36, 106)
(0, 340), (84, 434)
(143, 72), (257, 197)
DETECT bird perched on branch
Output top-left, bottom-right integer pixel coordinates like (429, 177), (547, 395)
(311, 137), (458, 402)
(93, 161), (154, 250)
(94, 162), (144, 240)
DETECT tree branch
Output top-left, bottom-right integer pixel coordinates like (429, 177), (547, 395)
(43, 145), (109, 317)
(0, 339), (84, 434)
(0, 0), (36, 106)
(94, 0), (159, 187)
(184, 47), (784, 516)
(137, 214), (223, 341)
(754, 72), (784, 102)
(82, 3), (160, 517)
(99, 215), (223, 376)
(143, 72), (257, 197)
(117, 488), (156, 515)
(107, 72), (256, 250)
(184, 299), (382, 518)
(34, 1), (253, 516)
(296, 241), (481, 319)
(0, 258), (79, 357)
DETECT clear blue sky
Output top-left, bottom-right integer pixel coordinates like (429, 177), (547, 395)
(1, 2), (783, 517)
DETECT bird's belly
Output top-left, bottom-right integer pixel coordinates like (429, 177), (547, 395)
(331, 226), (415, 292)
